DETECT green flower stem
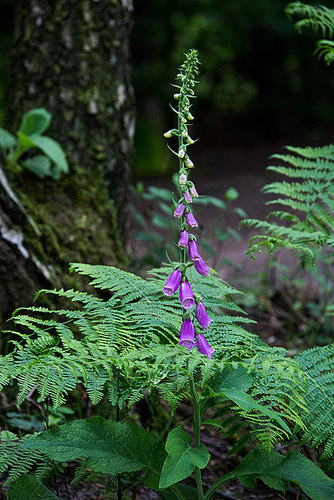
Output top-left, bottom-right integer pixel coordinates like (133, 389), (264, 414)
(190, 373), (204, 500)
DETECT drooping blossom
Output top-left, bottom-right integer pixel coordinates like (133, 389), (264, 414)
(180, 281), (195, 310)
(163, 269), (182, 296)
(178, 229), (189, 248)
(196, 333), (215, 359)
(174, 203), (185, 218)
(179, 318), (195, 350)
(185, 212), (198, 228)
(188, 240), (200, 261)
(183, 190), (192, 203)
(195, 301), (212, 330)
(193, 256), (209, 277)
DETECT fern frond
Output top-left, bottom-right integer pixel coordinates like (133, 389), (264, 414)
(0, 431), (52, 486)
(292, 343), (334, 460)
(244, 144), (334, 260)
(286, 2), (334, 37)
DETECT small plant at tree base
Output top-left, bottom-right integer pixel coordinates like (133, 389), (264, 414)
(1, 50), (334, 500)
(0, 108), (68, 179)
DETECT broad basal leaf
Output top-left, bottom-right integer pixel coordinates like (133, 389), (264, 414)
(159, 426), (210, 489)
(7, 474), (63, 500)
(206, 448), (334, 500)
(23, 416), (166, 489)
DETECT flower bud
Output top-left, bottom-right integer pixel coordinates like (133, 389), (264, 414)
(189, 185), (198, 197)
(163, 129), (177, 138)
(174, 203), (185, 218)
(188, 240), (200, 261)
(178, 229), (189, 248)
(183, 190), (192, 203)
(179, 173), (187, 185)
(178, 148), (185, 158)
(184, 158), (194, 168)
(185, 212), (198, 228)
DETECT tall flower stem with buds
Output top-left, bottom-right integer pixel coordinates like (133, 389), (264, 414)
(163, 49), (213, 499)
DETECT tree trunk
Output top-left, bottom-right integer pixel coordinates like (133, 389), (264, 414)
(0, 0), (135, 328)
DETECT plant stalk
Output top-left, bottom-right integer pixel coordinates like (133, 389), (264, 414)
(190, 373), (204, 500)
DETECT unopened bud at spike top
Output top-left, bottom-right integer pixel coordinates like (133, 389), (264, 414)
(196, 333), (215, 358)
(179, 318), (195, 350)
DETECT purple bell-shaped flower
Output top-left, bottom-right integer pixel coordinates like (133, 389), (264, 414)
(188, 240), (200, 261)
(193, 256), (209, 277)
(180, 281), (195, 310)
(179, 318), (195, 350)
(196, 333), (215, 359)
(195, 301), (212, 330)
(163, 269), (182, 296)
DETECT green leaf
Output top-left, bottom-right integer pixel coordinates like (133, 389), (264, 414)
(19, 108), (52, 136)
(0, 127), (16, 150)
(21, 155), (52, 179)
(22, 417), (166, 490)
(159, 426), (210, 489)
(160, 483), (198, 500)
(200, 366), (253, 415)
(206, 448), (334, 500)
(32, 136), (69, 173)
(221, 387), (291, 435)
(16, 132), (37, 151)
(7, 474), (63, 500)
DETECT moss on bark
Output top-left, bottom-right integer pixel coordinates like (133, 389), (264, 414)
(0, 0), (135, 325)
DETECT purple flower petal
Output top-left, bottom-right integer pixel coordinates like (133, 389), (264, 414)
(174, 203), (185, 218)
(179, 318), (195, 350)
(178, 229), (189, 248)
(188, 240), (200, 261)
(180, 281), (195, 310)
(195, 301), (212, 330)
(185, 212), (198, 228)
(196, 333), (215, 359)
(193, 256), (209, 277)
(163, 269), (182, 296)
(183, 190), (192, 203)
(189, 185), (199, 197)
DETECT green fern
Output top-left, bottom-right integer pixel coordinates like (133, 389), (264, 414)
(243, 143), (334, 261)
(286, 2), (334, 64)
(0, 262), (307, 452)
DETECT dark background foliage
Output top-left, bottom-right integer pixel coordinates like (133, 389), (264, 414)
(1, 0), (334, 176)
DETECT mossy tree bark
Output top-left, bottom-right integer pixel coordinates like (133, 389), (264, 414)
(0, 0), (135, 328)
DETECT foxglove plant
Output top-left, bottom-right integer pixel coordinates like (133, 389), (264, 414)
(162, 49), (214, 360)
